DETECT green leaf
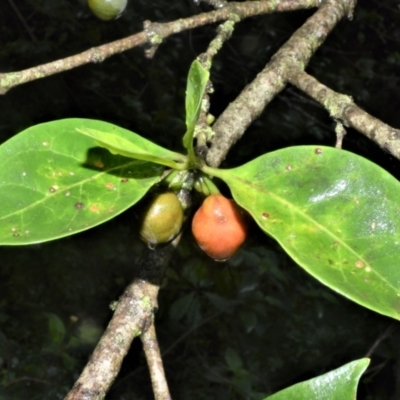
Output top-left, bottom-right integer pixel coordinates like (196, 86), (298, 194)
(76, 121), (187, 170)
(44, 313), (66, 345)
(182, 60), (210, 159)
(0, 118), (164, 245)
(264, 358), (369, 400)
(206, 146), (400, 320)
(169, 293), (196, 321)
(224, 347), (243, 371)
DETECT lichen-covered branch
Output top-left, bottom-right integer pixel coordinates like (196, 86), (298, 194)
(65, 241), (178, 400)
(195, 15), (241, 154)
(289, 70), (400, 159)
(141, 321), (172, 400)
(0, 0), (317, 95)
(206, 0), (354, 167)
(64, 279), (157, 400)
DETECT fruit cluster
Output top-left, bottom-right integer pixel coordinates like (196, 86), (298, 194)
(139, 188), (247, 261)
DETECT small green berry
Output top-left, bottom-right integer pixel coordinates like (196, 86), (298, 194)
(88, 0), (128, 21)
(140, 192), (184, 247)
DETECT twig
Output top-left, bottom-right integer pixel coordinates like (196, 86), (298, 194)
(195, 15), (241, 154)
(364, 323), (397, 359)
(112, 312), (221, 388)
(141, 321), (172, 400)
(65, 239), (179, 400)
(162, 312), (221, 357)
(334, 121), (347, 148)
(0, 0), (318, 95)
(206, 0), (341, 167)
(65, 279), (159, 400)
(4, 376), (51, 387)
(289, 70), (400, 159)
(6, 0), (38, 43)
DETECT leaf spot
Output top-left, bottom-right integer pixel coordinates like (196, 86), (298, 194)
(49, 185), (59, 193)
(354, 197), (360, 205)
(105, 182), (115, 190)
(13, 233), (20, 237)
(11, 227), (17, 232)
(42, 141), (50, 146)
(371, 222), (376, 230)
(22, 172), (27, 177)
(75, 202), (84, 210)
(332, 241), (339, 247)
(355, 260), (365, 268)
(315, 148), (323, 154)
(121, 178), (129, 183)
(65, 191), (71, 197)
(366, 267), (371, 272)
(69, 172), (75, 176)
(285, 165), (292, 171)
(262, 213), (270, 219)
(89, 205), (100, 212)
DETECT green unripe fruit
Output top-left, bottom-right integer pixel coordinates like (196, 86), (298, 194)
(88, 0), (127, 21)
(140, 192), (184, 247)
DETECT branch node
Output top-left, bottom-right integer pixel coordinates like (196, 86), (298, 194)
(143, 20), (163, 59)
(334, 120), (347, 149)
(90, 50), (106, 63)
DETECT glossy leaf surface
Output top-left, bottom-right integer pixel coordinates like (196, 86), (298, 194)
(265, 358), (369, 400)
(76, 120), (187, 169)
(182, 60), (209, 159)
(207, 146), (400, 319)
(0, 119), (164, 245)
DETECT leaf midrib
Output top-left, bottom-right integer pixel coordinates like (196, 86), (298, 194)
(0, 158), (147, 221)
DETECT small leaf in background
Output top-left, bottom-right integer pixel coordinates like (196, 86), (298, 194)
(207, 146), (400, 320)
(44, 313), (66, 345)
(182, 60), (210, 159)
(76, 319), (103, 346)
(0, 119), (164, 245)
(205, 292), (234, 312)
(239, 310), (258, 333)
(76, 119), (188, 169)
(264, 358), (370, 399)
(225, 347), (243, 371)
(169, 293), (196, 321)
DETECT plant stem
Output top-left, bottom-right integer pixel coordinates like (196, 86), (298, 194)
(141, 321), (172, 400)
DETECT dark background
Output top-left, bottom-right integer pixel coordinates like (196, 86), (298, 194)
(0, 0), (400, 399)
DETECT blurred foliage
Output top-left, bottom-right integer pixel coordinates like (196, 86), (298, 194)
(0, 0), (400, 399)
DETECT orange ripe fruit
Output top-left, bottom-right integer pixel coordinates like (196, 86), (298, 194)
(192, 194), (248, 261)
